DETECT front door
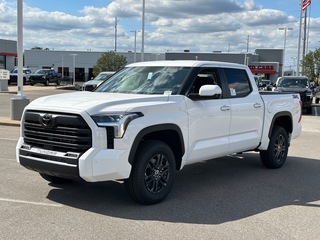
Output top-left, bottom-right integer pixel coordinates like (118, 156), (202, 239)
(184, 68), (231, 164)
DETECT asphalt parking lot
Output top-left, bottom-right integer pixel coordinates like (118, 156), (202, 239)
(0, 85), (320, 239)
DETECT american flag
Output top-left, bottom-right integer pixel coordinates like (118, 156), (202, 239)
(302, 0), (311, 11)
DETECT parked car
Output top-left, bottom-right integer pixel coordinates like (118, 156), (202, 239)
(29, 69), (61, 86)
(274, 76), (313, 114)
(81, 71), (115, 91)
(259, 79), (273, 91)
(9, 67), (32, 85)
(313, 85), (320, 104)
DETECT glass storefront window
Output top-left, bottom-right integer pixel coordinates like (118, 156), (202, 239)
(0, 56), (5, 69)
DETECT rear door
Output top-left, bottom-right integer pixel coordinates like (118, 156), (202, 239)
(220, 67), (264, 153)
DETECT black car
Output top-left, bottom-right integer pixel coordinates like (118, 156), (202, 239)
(29, 69), (61, 86)
(275, 76), (313, 114)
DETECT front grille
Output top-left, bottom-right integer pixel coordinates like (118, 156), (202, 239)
(23, 111), (92, 153)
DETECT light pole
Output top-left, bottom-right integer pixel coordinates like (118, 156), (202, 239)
(16, 0), (25, 97)
(291, 57), (297, 76)
(279, 27), (293, 76)
(130, 30), (140, 62)
(141, 0), (145, 62)
(114, 17), (117, 52)
(70, 54), (77, 85)
(11, 0), (30, 120)
(61, 55), (64, 79)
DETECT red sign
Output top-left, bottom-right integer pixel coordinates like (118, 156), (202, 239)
(248, 65), (274, 70)
(248, 65), (278, 74)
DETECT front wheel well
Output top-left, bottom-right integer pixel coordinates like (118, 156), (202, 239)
(129, 125), (185, 170)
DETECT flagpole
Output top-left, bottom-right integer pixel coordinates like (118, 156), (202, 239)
(302, 9), (308, 59)
(306, 4), (311, 53)
(297, 0), (303, 76)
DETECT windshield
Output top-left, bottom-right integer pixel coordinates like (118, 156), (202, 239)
(10, 69), (31, 74)
(261, 80), (270, 85)
(35, 69), (48, 74)
(94, 73), (114, 81)
(95, 66), (190, 94)
(278, 78), (310, 88)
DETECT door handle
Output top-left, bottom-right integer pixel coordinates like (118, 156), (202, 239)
(254, 103), (262, 108)
(220, 105), (231, 111)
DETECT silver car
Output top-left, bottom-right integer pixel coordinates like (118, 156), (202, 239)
(81, 71), (115, 91)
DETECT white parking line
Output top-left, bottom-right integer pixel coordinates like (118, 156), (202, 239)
(0, 137), (18, 141)
(0, 197), (63, 207)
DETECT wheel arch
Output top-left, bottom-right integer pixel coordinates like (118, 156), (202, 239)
(268, 111), (293, 138)
(128, 124), (185, 170)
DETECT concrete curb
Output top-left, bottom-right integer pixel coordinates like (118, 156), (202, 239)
(0, 117), (20, 127)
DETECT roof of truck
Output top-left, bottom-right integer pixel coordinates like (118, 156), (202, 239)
(126, 60), (247, 68)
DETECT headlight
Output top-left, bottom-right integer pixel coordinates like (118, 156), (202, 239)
(92, 112), (143, 138)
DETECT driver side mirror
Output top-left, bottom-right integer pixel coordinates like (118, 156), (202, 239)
(199, 85), (222, 97)
(188, 85), (222, 100)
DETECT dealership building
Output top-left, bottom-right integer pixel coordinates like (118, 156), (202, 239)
(1, 38), (285, 83)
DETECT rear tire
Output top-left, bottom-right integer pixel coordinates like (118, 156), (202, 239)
(125, 140), (176, 205)
(316, 98), (319, 104)
(39, 173), (72, 184)
(260, 126), (288, 169)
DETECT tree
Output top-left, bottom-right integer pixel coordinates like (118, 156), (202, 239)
(31, 46), (43, 50)
(31, 46), (50, 50)
(93, 51), (127, 76)
(301, 48), (320, 84)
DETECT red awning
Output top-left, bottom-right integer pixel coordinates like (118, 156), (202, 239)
(250, 69), (278, 74)
(0, 52), (17, 57)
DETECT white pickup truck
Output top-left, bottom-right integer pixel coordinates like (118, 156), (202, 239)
(16, 61), (302, 204)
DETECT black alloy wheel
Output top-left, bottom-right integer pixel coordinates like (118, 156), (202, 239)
(260, 126), (289, 169)
(125, 140), (176, 205)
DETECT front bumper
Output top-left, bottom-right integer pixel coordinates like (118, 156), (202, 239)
(300, 95), (313, 108)
(17, 137), (132, 182)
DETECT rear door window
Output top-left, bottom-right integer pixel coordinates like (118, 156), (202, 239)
(222, 68), (252, 98)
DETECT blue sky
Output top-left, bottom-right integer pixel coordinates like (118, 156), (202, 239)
(1, 0), (320, 69)
(22, 0), (318, 18)
(23, 0), (108, 16)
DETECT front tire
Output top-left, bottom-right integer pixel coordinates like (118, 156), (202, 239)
(125, 140), (176, 205)
(260, 126), (288, 169)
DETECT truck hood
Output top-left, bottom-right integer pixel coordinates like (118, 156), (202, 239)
(83, 79), (103, 86)
(27, 91), (174, 115)
(275, 87), (311, 93)
(30, 74), (46, 77)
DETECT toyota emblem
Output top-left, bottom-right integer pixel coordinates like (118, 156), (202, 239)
(40, 114), (54, 127)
